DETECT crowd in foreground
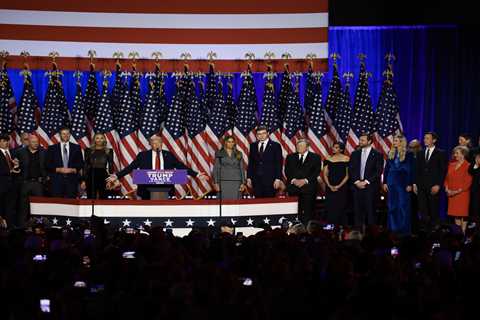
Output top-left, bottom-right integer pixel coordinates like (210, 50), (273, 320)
(1, 217), (479, 320)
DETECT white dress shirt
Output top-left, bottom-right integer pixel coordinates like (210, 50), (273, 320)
(258, 139), (269, 152)
(358, 146), (372, 184)
(425, 146), (435, 161)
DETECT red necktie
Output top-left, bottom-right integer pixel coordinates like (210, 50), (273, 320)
(155, 150), (161, 170)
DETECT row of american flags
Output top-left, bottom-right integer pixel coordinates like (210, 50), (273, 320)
(0, 55), (402, 199)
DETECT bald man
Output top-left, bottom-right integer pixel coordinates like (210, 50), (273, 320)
(14, 134), (48, 227)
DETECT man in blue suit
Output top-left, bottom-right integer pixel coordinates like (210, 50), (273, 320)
(46, 127), (84, 198)
(349, 132), (384, 228)
(246, 126), (283, 198)
(107, 134), (205, 199)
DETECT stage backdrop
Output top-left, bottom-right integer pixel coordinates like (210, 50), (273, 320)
(4, 25), (480, 152)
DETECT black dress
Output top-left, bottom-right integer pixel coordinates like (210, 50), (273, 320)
(324, 160), (349, 225)
(469, 163), (480, 218)
(84, 148), (114, 199)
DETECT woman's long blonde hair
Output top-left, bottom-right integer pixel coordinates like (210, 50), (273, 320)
(222, 135), (242, 160)
(388, 134), (407, 161)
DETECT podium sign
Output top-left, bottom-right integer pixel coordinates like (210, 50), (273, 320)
(132, 169), (188, 185)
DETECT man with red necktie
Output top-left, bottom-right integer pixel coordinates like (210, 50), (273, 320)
(0, 134), (20, 228)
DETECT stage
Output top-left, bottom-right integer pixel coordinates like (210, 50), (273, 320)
(29, 196), (299, 236)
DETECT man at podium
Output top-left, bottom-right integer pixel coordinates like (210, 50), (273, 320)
(106, 135), (205, 199)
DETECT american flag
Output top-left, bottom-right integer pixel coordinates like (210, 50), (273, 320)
(0, 1), (328, 67)
(278, 70), (292, 123)
(0, 76), (15, 136)
(306, 86), (332, 160)
(334, 77), (353, 143)
(318, 63), (342, 150)
(130, 71), (143, 128)
(260, 76), (283, 154)
(95, 77), (130, 194)
(84, 70), (99, 122)
(111, 66), (124, 128)
(70, 80), (90, 149)
(138, 75), (163, 150)
(37, 73), (69, 146)
(116, 74), (140, 194)
(205, 67), (217, 114)
(374, 65), (403, 158)
(346, 61), (375, 154)
(185, 77), (212, 198)
(280, 80), (304, 155)
(324, 63), (342, 121)
(233, 72), (258, 168)
(16, 73), (39, 135)
(304, 69), (319, 119)
(225, 79), (236, 133)
(0, 68), (19, 147)
(204, 75), (228, 170)
(161, 75), (189, 198)
(82, 69), (98, 142)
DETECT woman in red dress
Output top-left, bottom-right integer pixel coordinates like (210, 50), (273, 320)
(445, 145), (472, 232)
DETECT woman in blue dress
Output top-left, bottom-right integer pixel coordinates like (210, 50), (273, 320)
(383, 134), (415, 235)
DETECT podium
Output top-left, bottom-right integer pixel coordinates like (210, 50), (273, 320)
(132, 169), (188, 200)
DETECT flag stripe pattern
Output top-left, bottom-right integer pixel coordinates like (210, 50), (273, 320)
(0, 1), (328, 61)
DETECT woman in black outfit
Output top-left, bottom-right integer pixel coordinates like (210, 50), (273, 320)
(323, 142), (350, 225)
(469, 152), (480, 219)
(83, 133), (114, 199)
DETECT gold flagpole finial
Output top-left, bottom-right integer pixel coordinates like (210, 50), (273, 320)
(282, 52), (292, 72)
(113, 52), (124, 69)
(87, 49), (96, 71)
(244, 52), (255, 73)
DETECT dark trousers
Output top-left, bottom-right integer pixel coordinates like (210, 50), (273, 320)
(19, 180), (44, 227)
(417, 185), (441, 228)
(288, 185), (316, 224)
(252, 178), (276, 198)
(353, 186), (378, 227)
(50, 174), (79, 198)
(86, 169), (109, 199)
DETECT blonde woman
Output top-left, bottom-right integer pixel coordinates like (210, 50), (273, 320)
(212, 135), (246, 199)
(83, 133), (114, 199)
(383, 134), (415, 235)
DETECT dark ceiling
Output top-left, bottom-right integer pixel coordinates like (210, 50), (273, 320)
(329, 0), (479, 26)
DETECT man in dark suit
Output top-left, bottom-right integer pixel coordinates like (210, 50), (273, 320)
(107, 134), (205, 199)
(413, 131), (448, 229)
(46, 127), (84, 198)
(246, 126), (283, 198)
(0, 134), (20, 228)
(15, 134), (47, 226)
(285, 139), (322, 224)
(349, 133), (384, 228)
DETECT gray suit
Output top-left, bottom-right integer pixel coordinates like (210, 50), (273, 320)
(213, 149), (245, 200)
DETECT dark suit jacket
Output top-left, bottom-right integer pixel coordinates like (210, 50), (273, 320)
(46, 142), (84, 181)
(116, 149), (197, 198)
(285, 151), (322, 194)
(247, 140), (282, 182)
(349, 147), (384, 188)
(415, 147), (448, 188)
(15, 147), (48, 180)
(0, 149), (15, 193)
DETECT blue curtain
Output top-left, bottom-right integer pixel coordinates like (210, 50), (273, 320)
(6, 25), (480, 152)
